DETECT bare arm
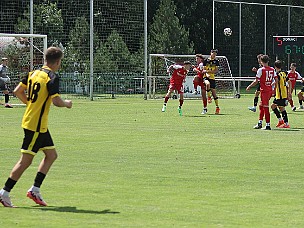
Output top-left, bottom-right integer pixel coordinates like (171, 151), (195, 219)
(52, 96), (72, 108)
(13, 83), (28, 104)
(246, 78), (259, 91)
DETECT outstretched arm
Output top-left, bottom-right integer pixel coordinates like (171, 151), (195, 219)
(52, 96), (72, 108)
(246, 79), (259, 91)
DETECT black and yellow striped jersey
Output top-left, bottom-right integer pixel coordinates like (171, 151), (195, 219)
(275, 70), (289, 100)
(203, 58), (219, 80)
(20, 66), (60, 132)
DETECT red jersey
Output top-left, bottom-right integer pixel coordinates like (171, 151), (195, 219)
(287, 70), (302, 88)
(194, 62), (204, 79)
(169, 65), (188, 85)
(256, 66), (276, 92)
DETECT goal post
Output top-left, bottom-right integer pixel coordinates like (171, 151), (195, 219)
(0, 33), (47, 106)
(147, 53), (237, 99)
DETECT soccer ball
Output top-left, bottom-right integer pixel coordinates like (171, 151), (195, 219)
(224, 27), (232, 36)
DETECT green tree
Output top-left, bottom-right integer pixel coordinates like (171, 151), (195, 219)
(15, 0), (63, 45)
(62, 16), (99, 72)
(103, 30), (134, 72)
(149, 0), (194, 54)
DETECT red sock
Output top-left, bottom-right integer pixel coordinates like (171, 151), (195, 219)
(203, 98), (207, 107)
(193, 81), (198, 91)
(179, 99), (184, 107)
(264, 107), (270, 123)
(289, 99), (294, 107)
(164, 96), (169, 103)
(259, 105), (264, 121)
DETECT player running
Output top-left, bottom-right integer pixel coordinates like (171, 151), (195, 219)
(246, 55), (277, 130)
(287, 63), (303, 111)
(162, 61), (192, 116)
(271, 60), (292, 128)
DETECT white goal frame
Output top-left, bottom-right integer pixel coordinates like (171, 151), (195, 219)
(0, 33), (47, 71)
(148, 53), (237, 99)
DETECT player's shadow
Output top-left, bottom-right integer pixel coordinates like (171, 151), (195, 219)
(272, 128), (300, 131)
(19, 206), (120, 215)
(184, 113), (235, 118)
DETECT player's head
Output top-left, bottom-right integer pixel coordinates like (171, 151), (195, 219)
(210, 49), (218, 58)
(45, 47), (64, 70)
(257, 54), (263, 64)
(260, 55), (269, 66)
(1, 57), (8, 65)
(274, 60), (282, 70)
(290, 62), (296, 71)
(183, 61), (192, 70)
(195, 54), (204, 63)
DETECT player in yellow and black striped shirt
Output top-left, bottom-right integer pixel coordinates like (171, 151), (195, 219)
(203, 49), (220, 114)
(0, 47), (72, 208)
(271, 60), (292, 128)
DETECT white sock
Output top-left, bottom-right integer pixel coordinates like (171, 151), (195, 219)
(28, 186), (40, 193)
(0, 189), (10, 197)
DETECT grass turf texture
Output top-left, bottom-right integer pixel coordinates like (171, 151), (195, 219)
(1, 95), (304, 227)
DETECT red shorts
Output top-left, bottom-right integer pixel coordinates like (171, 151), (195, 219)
(194, 77), (206, 90)
(260, 90), (273, 106)
(169, 83), (184, 94)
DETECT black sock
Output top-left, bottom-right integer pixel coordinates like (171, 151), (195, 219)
(273, 108), (281, 119)
(34, 172), (46, 188)
(3, 178), (17, 192)
(300, 100), (303, 105)
(254, 97), (258, 106)
(5, 94), (9, 103)
(281, 110), (288, 123)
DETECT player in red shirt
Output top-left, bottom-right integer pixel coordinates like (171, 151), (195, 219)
(192, 54), (208, 114)
(246, 55), (278, 130)
(287, 63), (303, 111)
(162, 61), (192, 116)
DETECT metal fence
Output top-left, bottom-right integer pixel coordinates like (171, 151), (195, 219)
(213, 0), (304, 78)
(0, 0), (145, 99)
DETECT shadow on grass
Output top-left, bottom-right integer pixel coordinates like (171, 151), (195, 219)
(272, 128), (301, 131)
(184, 113), (236, 117)
(18, 206), (120, 215)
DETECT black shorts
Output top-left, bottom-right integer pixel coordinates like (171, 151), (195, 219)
(205, 78), (216, 89)
(0, 79), (8, 91)
(273, 98), (288, 107)
(21, 129), (55, 155)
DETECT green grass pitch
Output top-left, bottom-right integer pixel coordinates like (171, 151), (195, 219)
(1, 95), (304, 227)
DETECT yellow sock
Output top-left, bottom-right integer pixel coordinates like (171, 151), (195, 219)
(207, 91), (212, 98)
(215, 99), (219, 107)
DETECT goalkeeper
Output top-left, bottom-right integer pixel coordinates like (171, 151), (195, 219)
(0, 57), (12, 108)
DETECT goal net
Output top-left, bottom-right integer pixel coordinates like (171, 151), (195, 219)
(148, 54), (237, 99)
(0, 33), (47, 106)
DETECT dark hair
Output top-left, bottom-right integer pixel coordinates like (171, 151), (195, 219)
(291, 62), (297, 67)
(211, 49), (218, 53)
(274, 60), (282, 69)
(260, 55), (269, 63)
(257, 54), (263, 59)
(45, 47), (63, 64)
(196, 54), (204, 59)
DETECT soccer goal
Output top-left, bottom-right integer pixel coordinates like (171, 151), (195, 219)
(0, 33), (47, 106)
(148, 53), (237, 99)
